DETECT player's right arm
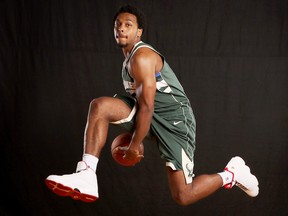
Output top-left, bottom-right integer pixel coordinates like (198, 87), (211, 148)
(123, 48), (157, 160)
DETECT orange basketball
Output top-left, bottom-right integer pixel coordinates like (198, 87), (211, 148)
(111, 132), (144, 166)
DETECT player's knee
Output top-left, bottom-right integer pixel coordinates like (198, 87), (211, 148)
(89, 98), (100, 114)
(89, 97), (107, 116)
(171, 190), (191, 206)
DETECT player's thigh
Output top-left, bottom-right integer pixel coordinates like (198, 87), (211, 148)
(90, 96), (132, 122)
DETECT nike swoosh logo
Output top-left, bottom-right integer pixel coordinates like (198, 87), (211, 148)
(173, 121), (182, 125)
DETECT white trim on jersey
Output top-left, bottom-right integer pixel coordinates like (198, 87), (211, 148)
(110, 103), (137, 124)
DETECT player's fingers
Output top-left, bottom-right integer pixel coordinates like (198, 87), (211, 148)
(123, 150), (138, 160)
(137, 154), (144, 158)
(117, 146), (128, 152)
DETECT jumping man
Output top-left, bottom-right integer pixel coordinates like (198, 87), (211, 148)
(46, 5), (259, 205)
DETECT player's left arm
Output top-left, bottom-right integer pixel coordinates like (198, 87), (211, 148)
(124, 48), (157, 159)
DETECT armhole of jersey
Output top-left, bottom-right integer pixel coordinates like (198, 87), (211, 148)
(128, 43), (164, 63)
(125, 42), (165, 78)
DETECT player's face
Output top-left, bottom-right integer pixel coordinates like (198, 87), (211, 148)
(114, 13), (142, 48)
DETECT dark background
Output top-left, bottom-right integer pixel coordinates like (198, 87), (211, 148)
(1, 0), (288, 215)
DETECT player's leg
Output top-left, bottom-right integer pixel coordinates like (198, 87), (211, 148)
(166, 156), (259, 206)
(45, 95), (135, 202)
(166, 168), (222, 205)
(83, 96), (133, 157)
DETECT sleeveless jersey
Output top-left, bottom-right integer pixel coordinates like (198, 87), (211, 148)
(121, 41), (196, 172)
(122, 41), (191, 115)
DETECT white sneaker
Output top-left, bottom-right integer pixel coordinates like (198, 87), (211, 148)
(224, 156), (259, 197)
(45, 161), (98, 202)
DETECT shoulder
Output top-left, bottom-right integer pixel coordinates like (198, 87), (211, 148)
(130, 47), (160, 66)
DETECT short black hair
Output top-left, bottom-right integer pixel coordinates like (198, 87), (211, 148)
(113, 5), (146, 34)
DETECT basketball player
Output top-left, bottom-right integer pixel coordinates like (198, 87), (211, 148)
(46, 5), (259, 205)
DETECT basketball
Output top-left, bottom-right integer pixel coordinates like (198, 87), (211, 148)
(111, 132), (144, 166)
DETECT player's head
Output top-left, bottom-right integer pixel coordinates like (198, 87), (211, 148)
(113, 5), (146, 48)
(113, 5), (146, 34)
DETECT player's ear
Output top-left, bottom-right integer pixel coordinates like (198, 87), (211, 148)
(137, 28), (143, 38)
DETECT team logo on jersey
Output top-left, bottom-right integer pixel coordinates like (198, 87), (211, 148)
(186, 163), (194, 177)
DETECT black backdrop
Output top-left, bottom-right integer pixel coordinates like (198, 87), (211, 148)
(1, 0), (288, 215)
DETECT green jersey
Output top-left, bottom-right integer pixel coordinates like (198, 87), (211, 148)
(121, 41), (196, 182)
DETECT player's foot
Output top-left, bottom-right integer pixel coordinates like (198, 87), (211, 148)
(224, 156), (259, 197)
(45, 161), (98, 202)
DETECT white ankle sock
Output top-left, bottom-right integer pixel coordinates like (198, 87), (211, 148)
(218, 171), (233, 186)
(82, 153), (99, 172)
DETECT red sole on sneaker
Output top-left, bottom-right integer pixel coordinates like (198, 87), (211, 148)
(45, 179), (98, 202)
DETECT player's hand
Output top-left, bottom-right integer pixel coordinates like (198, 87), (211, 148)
(118, 146), (144, 161)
